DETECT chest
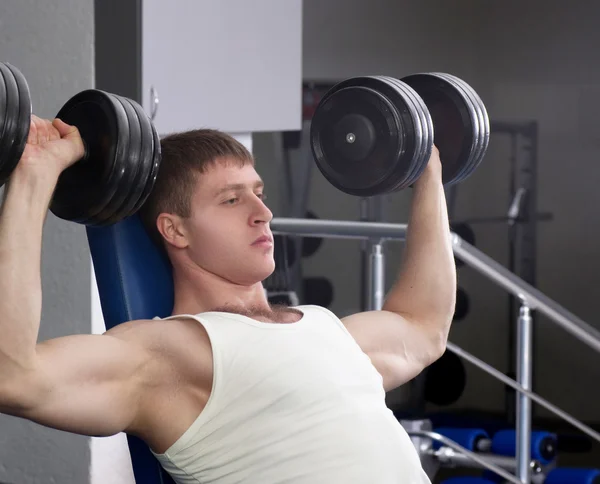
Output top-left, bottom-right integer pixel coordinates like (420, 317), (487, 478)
(218, 322), (385, 409)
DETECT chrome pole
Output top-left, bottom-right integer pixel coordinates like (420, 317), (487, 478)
(367, 242), (385, 310)
(516, 304), (533, 482)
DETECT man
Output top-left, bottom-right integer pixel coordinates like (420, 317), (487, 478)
(0, 115), (455, 483)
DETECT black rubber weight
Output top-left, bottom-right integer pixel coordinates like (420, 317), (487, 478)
(439, 73), (490, 181)
(51, 90), (126, 224)
(0, 63), (21, 185)
(85, 92), (133, 226)
(120, 97), (155, 220)
(5, 63), (32, 183)
(310, 77), (413, 196)
(129, 114), (161, 216)
(0, 66), (7, 148)
(401, 73), (476, 186)
(367, 78), (421, 193)
(0, 66), (11, 182)
(95, 94), (142, 226)
(374, 76), (425, 191)
(430, 73), (481, 184)
(381, 76), (433, 188)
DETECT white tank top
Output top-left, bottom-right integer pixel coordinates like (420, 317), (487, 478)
(150, 305), (431, 484)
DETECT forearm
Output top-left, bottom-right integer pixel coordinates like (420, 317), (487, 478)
(0, 168), (58, 377)
(383, 167), (456, 335)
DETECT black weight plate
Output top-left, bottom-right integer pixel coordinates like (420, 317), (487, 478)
(430, 73), (481, 184)
(444, 73), (490, 160)
(404, 73), (477, 185)
(0, 65), (8, 170)
(399, 79), (434, 187)
(432, 73), (484, 184)
(381, 76), (433, 188)
(129, 115), (160, 216)
(119, 97), (155, 220)
(424, 349), (466, 406)
(375, 76), (426, 191)
(364, 77), (423, 193)
(50, 89), (129, 224)
(346, 77), (421, 194)
(311, 84), (404, 196)
(441, 73), (490, 180)
(0, 64), (21, 184)
(401, 73), (477, 186)
(3, 64), (32, 182)
(84, 93), (133, 226)
(310, 77), (417, 196)
(94, 95), (142, 225)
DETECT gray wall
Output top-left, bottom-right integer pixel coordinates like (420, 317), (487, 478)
(0, 0), (94, 483)
(256, 0), (600, 422)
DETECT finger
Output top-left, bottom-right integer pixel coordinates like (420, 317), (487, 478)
(27, 116), (40, 145)
(52, 118), (79, 139)
(35, 116), (50, 143)
(47, 126), (61, 142)
(53, 118), (85, 159)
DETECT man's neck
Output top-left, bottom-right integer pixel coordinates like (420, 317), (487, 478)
(171, 267), (270, 316)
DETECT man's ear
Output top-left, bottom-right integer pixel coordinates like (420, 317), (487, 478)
(156, 213), (189, 249)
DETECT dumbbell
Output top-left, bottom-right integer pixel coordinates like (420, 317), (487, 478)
(0, 62), (161, 226)
(309, 72), (489, 196)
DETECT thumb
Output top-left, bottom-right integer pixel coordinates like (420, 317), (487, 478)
(53, 118), (86, 160)
(52, 118), (80, 140)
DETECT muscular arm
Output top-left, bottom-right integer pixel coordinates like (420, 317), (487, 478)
(0, 168), (56, 380)
(343, 149), (456, 391)
(0, 118), (155, 437)
(2, 324), (157, 437)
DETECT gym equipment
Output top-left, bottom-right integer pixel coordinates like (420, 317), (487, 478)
(0, 62), (161, 227)
(545, 468), (600, 484)
(491, 429), (556, 465)
(441, 479), (496, 484)
(310, 73), (489, 197)
(454, 287), (470, 321)
(0, 63), (31, 186)
(433, 427), (490, 451)
(87, 215), (175, 484)
(424, 350), (467, 406)
(302, 276), (334, 308)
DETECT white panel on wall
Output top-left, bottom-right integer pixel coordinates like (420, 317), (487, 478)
(142, 0), (302, 134)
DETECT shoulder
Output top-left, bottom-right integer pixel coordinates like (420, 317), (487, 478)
(105, 317), (212, 382)
(105, 317), (208, 345)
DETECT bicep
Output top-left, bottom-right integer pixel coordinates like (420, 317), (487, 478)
(8, 328), (153, 437)
(342, 310), (442, 392)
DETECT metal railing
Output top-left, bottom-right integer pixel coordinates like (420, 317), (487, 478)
(271, 217), (600, 483)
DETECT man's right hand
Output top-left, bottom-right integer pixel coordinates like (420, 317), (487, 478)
(16, 115), (85, 181)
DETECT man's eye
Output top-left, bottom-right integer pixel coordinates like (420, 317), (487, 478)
(257, 193), (267, 201)
(224, 198), (238, 205)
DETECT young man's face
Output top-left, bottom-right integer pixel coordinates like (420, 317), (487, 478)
(181, 160), (275, 285)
